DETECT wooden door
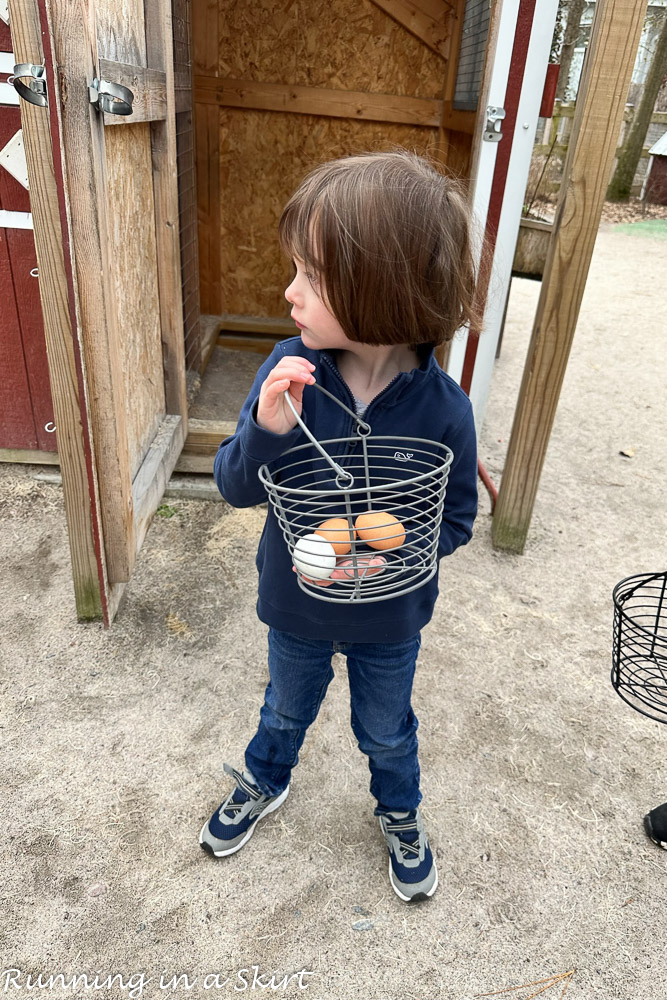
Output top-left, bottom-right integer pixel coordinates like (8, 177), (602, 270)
(9, 0), (187, 624)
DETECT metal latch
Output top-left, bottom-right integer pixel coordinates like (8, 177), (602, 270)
(483, 106), (506, 142)
(89, 78), (134, 116)
(12, 63), (48, 107)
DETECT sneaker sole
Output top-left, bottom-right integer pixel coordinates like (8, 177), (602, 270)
(387, 858), (438, 902)
(199, 785), (290, 858)
(643, 812), (667, 851)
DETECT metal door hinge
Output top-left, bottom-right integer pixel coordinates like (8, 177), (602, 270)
(483, 106), (506, 142)
(89, 78), (133, 116)
(12, 63), (48, 107)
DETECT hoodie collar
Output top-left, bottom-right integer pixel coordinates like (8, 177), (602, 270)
(388, 344), (437, 406)
(321, 343), (437, 409)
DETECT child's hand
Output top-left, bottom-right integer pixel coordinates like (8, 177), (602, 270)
(293, 554), (387, 587)
(256, 357), (316, 435)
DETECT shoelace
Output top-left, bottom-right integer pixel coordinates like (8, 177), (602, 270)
(221, 764), (262, 818)
(385, 815), (421, 860)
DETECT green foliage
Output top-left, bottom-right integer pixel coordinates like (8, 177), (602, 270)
(156, 503), (180, 519)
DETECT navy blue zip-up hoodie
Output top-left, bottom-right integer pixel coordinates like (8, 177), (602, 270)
(214, 337), (477, 642)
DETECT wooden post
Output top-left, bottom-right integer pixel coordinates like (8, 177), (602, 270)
(491, 0), (646, 554)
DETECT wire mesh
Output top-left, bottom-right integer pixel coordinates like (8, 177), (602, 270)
(612, 571), (667, 724)
(258, 385), (453, 604)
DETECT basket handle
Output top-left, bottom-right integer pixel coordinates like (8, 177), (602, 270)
(283, 383), (370, 487)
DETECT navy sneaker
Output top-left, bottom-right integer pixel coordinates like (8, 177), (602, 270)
(378, 809), (437, 902)
(199, 763), (289, 858)
(644, 802), (667, 850)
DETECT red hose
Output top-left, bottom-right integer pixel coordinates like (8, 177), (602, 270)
(478, 458), (498, 514)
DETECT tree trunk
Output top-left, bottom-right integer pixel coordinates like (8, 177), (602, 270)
(607, 12), (667, 201)
(555, 0), (587, 101)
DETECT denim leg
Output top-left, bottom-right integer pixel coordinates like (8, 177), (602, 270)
(245, 628), (335, 797)
(345, 634), (422, 815)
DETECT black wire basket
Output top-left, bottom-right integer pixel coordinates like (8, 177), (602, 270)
(612, 571), (667, 723)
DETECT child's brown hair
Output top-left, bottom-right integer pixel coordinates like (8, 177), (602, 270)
(279, 150), (480, 348)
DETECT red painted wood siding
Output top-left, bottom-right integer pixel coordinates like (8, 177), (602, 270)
(0, 20), (56, 452)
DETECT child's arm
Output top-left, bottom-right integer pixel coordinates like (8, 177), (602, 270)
(214, 346), (315, 508)
(437, 403), (478, 559)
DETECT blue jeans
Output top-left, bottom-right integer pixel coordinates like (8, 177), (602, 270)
(245, 628), (422, 815)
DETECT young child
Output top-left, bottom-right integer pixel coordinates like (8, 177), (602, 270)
(200, 150), (479, 902)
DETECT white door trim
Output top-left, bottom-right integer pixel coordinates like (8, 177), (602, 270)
(447, 0), (559, 440)
(0, 209), (33, 228)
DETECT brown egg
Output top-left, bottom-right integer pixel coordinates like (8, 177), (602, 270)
(314, 517), (354, 555)
(354, 511), (406, 551)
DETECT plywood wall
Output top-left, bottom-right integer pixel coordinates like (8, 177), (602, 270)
(217, 112), (443, 316)
(105, 125), (165, 477)
(215, 1), (445, 97)
(194, 0), (469, 321)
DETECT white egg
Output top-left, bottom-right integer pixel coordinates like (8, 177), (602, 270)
(292, 534), (337, 580)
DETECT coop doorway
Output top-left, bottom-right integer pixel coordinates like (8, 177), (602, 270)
(178, 0), (486, 474)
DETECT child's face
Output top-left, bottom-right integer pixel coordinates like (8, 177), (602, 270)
(285, 258), (351, 352)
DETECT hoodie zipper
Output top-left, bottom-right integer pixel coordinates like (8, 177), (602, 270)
(362, 372), (403, 424)
(320, 354), (361, 462)
(320, 354), (407, 472)
(321, 354), (405, 429)
(321, 353), (357, 423)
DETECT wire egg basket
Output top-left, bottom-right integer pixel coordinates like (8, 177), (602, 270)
(612, 570), (667, 723)
(258, 383), (453, 603)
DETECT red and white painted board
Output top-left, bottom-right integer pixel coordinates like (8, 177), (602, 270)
(0, 15), (56, 452)
(447, 0), (559, 437)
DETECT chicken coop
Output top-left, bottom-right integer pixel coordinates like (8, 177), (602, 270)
(4, 0), (561, 621)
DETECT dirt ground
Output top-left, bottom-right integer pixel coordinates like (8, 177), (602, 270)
(528, 195), (667, 226)
(2, 221), (667, 1000)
